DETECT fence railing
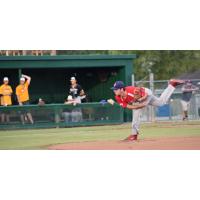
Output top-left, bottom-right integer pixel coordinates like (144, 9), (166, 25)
(0, 103), (124, 130)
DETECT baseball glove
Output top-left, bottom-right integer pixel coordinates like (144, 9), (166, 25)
(107, 99), (115, 105)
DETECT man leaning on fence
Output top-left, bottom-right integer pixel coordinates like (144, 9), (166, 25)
(62, 95), (83, 123)
(16, 74), (34, 124)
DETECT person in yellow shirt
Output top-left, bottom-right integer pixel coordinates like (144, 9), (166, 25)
(16, 74), (34, 124)
(0, 77), (13, 123)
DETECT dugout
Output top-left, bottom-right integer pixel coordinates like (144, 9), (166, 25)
(0, 55), (136, 121)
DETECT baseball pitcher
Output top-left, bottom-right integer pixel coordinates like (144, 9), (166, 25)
(108, 79), (185, 141)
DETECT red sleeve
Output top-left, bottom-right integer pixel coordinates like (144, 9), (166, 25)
(140, 87), (146, 97)
(115, 96), (127, 108)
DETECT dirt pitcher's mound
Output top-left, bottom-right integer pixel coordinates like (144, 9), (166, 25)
(48, 136), (200, 150)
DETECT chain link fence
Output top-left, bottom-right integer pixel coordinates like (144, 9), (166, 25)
(133, 74), (200, 122)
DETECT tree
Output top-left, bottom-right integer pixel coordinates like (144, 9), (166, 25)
(51, 50), (200, 80)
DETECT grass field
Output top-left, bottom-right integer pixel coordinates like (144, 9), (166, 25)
(0, 121), (200, 149)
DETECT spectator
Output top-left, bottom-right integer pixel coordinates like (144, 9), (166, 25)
(38, 98), (45, 106)
(69, 77), (86, 103)
(62, 95), (82, 123)
(0, 77), (13, 123)
(16, 74), (34, 124)
(181, 80), (199, 120)
(0, 50), (7, 56)
(32, 50), (43, 56)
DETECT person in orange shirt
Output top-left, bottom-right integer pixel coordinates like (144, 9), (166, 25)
(0, 77), (13, 123)
(16, 74), (34, 124)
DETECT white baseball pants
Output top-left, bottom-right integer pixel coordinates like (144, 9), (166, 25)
(132, 85), (175, 135)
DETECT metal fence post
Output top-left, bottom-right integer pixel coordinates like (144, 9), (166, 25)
(132, 74), (135, 86)
(18, 69), (22, 80)
(149, 73), (155, 122)
(194, 94), (199, 119)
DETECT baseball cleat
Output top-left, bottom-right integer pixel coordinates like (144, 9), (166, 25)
(169, 79), (185, 87)
(123, 134), (138, 142)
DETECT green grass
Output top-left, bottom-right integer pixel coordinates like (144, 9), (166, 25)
(0, 121), (200, 149)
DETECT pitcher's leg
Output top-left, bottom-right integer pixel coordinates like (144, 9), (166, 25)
(123, 108), (142, 141)
(132, 109), (142, 135)
(150, 80), (185, 107)
(158, 84), (175, 105)
(150, 85), (175, 107)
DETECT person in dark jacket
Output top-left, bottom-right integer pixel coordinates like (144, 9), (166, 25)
(69, 77), (86, 102)
(181, 80), (199, 120)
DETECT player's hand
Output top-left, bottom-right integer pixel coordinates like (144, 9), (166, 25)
(107, 99), (115, 105)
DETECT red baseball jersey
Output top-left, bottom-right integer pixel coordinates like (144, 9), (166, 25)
(115, 86), (146, 108)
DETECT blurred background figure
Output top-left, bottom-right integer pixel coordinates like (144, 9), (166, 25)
(31, 50), (43, 56)
(38, 98), (45, 106)
(0, 77), (13, 123)
(181, 80), (199, 120)
(62, 95), (82, 123)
